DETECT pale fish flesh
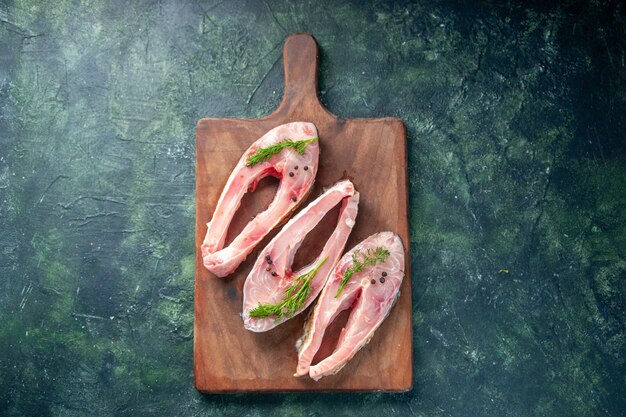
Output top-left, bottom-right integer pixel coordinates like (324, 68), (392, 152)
(295, 231), (405, 380)
(202, 122), (319, 277)
(242, 180), (359, 332)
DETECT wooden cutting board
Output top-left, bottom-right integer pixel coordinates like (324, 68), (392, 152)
(195, 33), (412, 392)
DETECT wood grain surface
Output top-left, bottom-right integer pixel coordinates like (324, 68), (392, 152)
(194, 33), (412, 392)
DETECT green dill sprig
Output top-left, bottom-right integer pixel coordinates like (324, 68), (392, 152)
(335, 247), (390, 297)
(246, 137), (318, 167)
(248, 257), (328, 321)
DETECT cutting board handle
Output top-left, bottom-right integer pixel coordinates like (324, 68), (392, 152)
(278, 33), (333, 119)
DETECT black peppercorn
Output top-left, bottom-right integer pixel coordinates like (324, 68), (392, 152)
(303, 166), (308, 171)
(271, 271), (277, 276)
(265, 255), (271, 261)
(379, 277), (386, 283)
(294, 165), (298, 170)
(289, 172), (294, 177)
(370, 279), (376, 284)
(292, 196), (297, 202)
(382, 271), (387, 277)
(266, 267), (271, 272)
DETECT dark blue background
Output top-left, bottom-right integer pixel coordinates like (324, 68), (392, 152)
(1, 0), (624, 415)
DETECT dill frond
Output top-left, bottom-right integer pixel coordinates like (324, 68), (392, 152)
(335, 247), (390, 297)
(249, 257), (328, 321)
(246, 137), (318, 167)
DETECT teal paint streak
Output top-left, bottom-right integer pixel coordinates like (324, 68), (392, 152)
(1, 0), (625, 416)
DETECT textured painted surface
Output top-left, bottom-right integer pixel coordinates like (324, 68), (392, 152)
(1, 0), (624, 415)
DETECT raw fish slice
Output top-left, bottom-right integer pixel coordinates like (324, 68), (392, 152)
(295, 231), (405, 380)
(243, 180), (359, 332)
(202, 122), (319, 277)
